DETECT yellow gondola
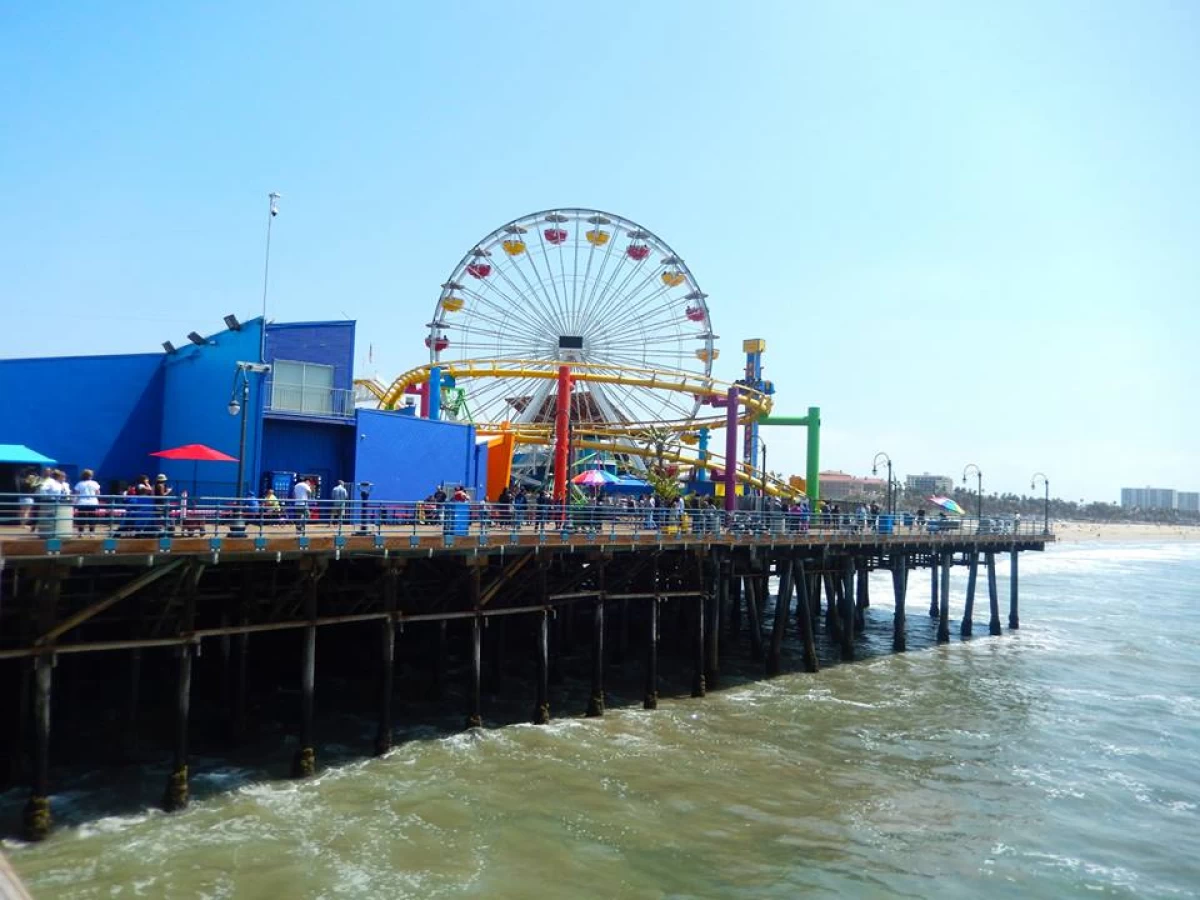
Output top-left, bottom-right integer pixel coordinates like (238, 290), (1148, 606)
(679, 432), (699, 445)
(586, 229), (610, 246)
(442, 296), (465, 312)
(661, 270), (685, 287)
(502, 239), (526, 256)
(695, 348), (719, 363)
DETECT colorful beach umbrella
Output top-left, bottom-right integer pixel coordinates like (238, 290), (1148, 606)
(572, 469), (618, 486)
(150, 444), (238, 497)
(929, 496), (966, 515)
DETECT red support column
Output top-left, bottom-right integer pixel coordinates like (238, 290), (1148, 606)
(724, 386), (739, 512)
(553, 366), (572, 502)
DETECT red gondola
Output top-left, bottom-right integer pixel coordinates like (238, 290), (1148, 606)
(685, 305), (706, 322)
(626, 243), (650, 261)
(466, 263), (491, 279)
(425, 334), (450, 352)
(544, 228), (568, 245)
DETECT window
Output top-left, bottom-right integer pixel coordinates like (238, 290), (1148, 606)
(271, 360), (335, 415)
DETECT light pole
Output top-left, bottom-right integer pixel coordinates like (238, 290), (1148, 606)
(260, 192), (281, 362)
(228, 361), (271, 532)
(1031, 472), (1050, 534)
(760, 438), (768, 511)
(872, 452), (893, 515)
(963, 464), (983, 520)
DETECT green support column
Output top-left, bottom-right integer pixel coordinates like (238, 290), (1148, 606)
(805, 406), (821, 508)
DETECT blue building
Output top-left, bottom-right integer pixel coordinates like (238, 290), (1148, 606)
(0, 316), (488, 501)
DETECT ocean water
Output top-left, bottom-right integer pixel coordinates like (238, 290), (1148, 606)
(5, 540), (1199, 898)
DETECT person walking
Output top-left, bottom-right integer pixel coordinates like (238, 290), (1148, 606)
(292, 477), (312, 533)
(331, 479), (349, 524)
(73, 468), (102, 534)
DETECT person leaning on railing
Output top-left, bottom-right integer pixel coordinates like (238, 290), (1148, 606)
(73, 469), (102, 534)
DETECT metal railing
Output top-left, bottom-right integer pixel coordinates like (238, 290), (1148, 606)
(0, 492), (1054, 549)
(263, 380), (356, 419)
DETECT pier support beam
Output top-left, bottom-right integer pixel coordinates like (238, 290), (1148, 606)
(823, 571), (841, 643)
(125, 648), (141, 759)
(891, 554), (907, 652)
(534, 611), (550, 724)
(705, 556), (720, 690)
(1009, 549), (1020, 630)
(987, 551), (1002, 636)
(163, 643), (193, 812)
(929, 554), (940, 618)
(22, 654), (52, 842)
(692, 561), (707, 697)
(793, 560), (819, 673)
(854, 559), (867, 636)
(291, 563), (323, 779)
(587, 562), (606, 717)
(961, 551), (979, 638)
(374, 565), (399, 755)
(644, 597), (659, 710)
(766, 557), (793, 677)
(937, 551), (951, 643)
(744, 575), (764, 660)
(467, 563), (483, 729)
(431, 620), (447, 700)
(840, 558), (855, 661)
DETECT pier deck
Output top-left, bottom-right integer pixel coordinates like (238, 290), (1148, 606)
(0, 516), (1052, 840)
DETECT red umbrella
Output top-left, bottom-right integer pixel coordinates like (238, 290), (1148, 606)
(150, 444), (238, 497)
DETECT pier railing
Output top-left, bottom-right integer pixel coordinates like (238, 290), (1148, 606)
(0, 492), (1052, 550)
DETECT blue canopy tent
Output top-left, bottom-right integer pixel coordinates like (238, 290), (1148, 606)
(607, 476), (652, 497)
(0, 444), (56, 465)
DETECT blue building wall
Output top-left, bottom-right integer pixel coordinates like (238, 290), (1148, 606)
(0, 353), (164, 490)
(355, 410), (483, 501)
(265, 321), (355, 391)
(260, 419), (355, 500)
(159, 319), (265, 496)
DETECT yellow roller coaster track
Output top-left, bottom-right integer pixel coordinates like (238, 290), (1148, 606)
(356, 360), (799, 498)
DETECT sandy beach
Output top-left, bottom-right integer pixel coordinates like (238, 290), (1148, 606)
(1052, 521), (1200, 542)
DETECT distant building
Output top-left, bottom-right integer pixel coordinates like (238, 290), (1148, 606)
(1120, 487), (1178, 510)
(906, 473), (954, 496)
(1177, 492), (1200, 513)
(818, 470), (886, 502)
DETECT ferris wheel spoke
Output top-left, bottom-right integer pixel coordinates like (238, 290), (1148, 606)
(591, 295), (692, 346)
(478, 261), (566, 339)
(526, 223), (573, 335)
(584, 251), (642, 329)
(586, 273), (677, 349)
(457, 271), (558, 341)
(586, 260), (666, 340)
(449, 294), (548, 344)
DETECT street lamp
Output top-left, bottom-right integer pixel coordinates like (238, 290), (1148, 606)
(872, 452), (893, 515)
(963, 463), (983, 520)
(1031, 472), (1050, 534)
(260, 192), (281, 362)
(760, 438), (768, 511)
(227, 361), (271, 533)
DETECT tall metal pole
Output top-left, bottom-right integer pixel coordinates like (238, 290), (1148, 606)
(963, 464), (983, 520)
(873, 452), (892, 515)
(260, 192), (280, 363)
(235, 377), (249, 498)
(1032, 473), (1049, 535)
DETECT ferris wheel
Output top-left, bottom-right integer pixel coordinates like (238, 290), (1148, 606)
(425, 208), (716, 431)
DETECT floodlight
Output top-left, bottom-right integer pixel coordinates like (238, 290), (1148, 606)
(224, 314), (241, 331)
(187, 332), (208, 346)
(162, 341), (176, 353)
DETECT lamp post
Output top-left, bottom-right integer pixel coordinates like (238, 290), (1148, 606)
(872, 452), (893, 515)
(963, 463), (983, 520)
(227, 362), (271, 533)
(1031, 472), (1050, 534)
(760, 438), (768, 511)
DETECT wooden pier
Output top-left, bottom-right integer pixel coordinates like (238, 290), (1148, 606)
(0, 524), (1051, 841)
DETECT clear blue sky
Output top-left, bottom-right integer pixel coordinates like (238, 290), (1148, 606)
(2, 1), (1196, 503)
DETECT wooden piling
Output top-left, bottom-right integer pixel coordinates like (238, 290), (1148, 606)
(467, 563), (483, 728)
(793, 560), (819, 673)
(840, 558), (855, 661)
(586, 560), (606, 717)
(125, 648), (141, 759)
(534, 611), (550, 724)
(744, 575), (764, 660)
(705, 554), (720, 691)
(891, 554), (907, 652)
(766, 556), (793, 677)
(987, 551), (1002, 635)
(823, 570), (842, 643)
(1009, 548), (1020, 630)
(644, 596), (659, 710)
(374, 565), (398, 755)
(23, 565), (62, 842)
(291, 564), (322, 778)
(692, 554), (706, 697)
(853, 559), (867, 635)
(164, 563), (200, 812)
(961, 550), (979, 638)
(929, 554), (940, 618)
(937, 551), (951, 643)
(432, 620), (447, 700)
(725, 558), (740, 638)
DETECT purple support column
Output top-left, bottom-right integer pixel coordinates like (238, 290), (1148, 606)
(724, 387), (739, 512)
